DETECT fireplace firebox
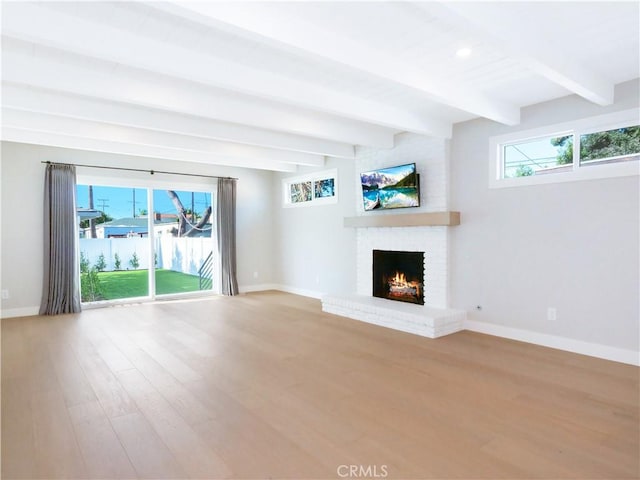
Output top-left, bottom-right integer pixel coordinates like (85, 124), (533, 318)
(372, 250), (425, 305)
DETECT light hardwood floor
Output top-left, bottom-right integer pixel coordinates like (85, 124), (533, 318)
(2, 291), (638, 479)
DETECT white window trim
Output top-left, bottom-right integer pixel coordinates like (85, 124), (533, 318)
(282, 168), (338, 208)
(489, 108), (640, 189)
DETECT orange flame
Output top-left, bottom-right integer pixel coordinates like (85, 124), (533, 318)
(393, 271), (407, 285)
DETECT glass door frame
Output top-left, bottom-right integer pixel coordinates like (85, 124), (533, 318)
(76, 172), (218, 307)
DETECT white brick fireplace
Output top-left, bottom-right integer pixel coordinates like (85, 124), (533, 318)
(357, 226), (447, 308)
(321, 133), (466, 338)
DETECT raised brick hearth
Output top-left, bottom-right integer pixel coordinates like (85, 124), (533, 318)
(322, 294), (465, 338)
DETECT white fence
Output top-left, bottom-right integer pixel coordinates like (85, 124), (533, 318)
(79, 237), (213, 276)
(156, 237), (213, 276)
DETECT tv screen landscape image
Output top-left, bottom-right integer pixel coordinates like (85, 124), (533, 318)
(360, 163), (420, 211)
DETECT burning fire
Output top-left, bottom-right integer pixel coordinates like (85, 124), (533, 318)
(392, 271), (407, 285)
(388, 271), (421, 297)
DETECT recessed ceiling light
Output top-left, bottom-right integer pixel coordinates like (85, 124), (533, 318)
(456, 47), (472, 58)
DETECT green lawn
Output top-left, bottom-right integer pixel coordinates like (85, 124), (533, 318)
(93, 269), (204, 300)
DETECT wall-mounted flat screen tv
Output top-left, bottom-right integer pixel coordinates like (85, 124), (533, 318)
(360, 163), (420, 211)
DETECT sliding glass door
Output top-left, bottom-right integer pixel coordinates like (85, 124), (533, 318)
(77, 185), (149, 302)
(153, 189), (214, 296)
(76, 183), (215, 304)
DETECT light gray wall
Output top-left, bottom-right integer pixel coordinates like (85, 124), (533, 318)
(3, 77), (638, 357)
(272, 157), (356, 297)
(0, 141), (275, 315)
(272, 133), (451, 300)
(450, 79), (639, 352)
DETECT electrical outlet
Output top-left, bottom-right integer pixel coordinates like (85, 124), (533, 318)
(1, 289), (9, 300)
(547, 307), (557, 321)
(253, 271), (259, 279)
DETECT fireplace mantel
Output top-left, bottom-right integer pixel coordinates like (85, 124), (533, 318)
(344, 211), (460, 228)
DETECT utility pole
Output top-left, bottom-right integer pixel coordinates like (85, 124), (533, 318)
(88, 186), (97, 238)
(128, 189), (142, 218)
(97, 199), (109, 213)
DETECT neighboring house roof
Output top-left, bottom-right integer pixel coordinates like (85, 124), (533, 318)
(77, 208), (102, 220)
(154, 213), (180, 221)
(100, 217), (176, 228)
(84, 217), (211, 236)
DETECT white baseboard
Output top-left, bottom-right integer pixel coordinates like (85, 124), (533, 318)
(270, 284), (324, 300)
(238, 283), (280, 294)
(1, 306), (40, 319)
(465, 319), (640, 366)
(238, 283), (324, 299)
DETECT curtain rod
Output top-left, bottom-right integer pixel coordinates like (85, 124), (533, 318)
(41, 161), (238, 181)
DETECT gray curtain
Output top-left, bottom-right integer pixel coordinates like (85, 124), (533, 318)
(216, 178), (239, 296)
(40, 163), (81, 315)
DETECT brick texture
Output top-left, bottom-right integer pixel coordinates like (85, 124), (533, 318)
(354, 133), (450, 308)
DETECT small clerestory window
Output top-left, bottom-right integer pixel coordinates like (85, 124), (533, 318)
(490, 109), (639, 188)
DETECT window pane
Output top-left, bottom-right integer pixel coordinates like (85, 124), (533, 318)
(580, 125), (640, 166)
(77, 185), (149, 302)
(153, 189), (214, 296)
(502, 135), (573, 178)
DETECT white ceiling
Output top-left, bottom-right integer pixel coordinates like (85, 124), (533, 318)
(2, 1), (639, 172)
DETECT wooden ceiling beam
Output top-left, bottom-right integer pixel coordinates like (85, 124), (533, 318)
(2, 2), (448, 138)
(430, 2), (614, 106)
(154, 1), (520, 126)
(2, 108), (325, 169)
(2, 84), (355, 159)
(2, 41), (396, 149)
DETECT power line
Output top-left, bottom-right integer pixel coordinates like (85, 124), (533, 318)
(97, 198), (109, 212)
(506, 145), (551, 169)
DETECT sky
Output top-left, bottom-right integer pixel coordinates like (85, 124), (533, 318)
(504, 136), (565, 167)
(76, 185), (212, 220)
